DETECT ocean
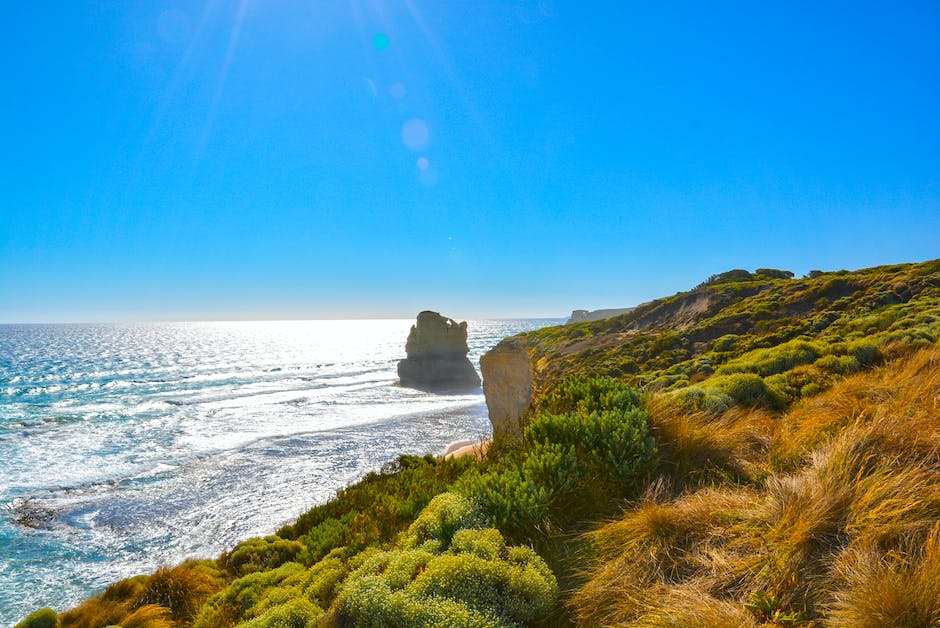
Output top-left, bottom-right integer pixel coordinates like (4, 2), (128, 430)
(0, 318), (559, 623)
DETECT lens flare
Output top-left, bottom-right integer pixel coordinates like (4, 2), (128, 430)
(401, 118), (430, 150)
(372, 33), (390, 51)
(389, 83), (407, 100)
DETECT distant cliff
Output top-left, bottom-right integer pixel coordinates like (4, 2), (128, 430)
(567, 307), (634, 323)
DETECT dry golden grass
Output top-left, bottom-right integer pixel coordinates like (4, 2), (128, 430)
(60, 597), (130, 628)
(827, 525), (940, 627)
(572, 486), (762, 625)
(60, 563), (222, 628)
(133, 563), (223, 625)
(631, 585), (760, 628)
(572, 345), (940, 626)
(119, 604), (174, 628)
(648, 397), (774, 485)
(772, 345), (940, 469)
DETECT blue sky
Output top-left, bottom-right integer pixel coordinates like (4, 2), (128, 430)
(1, 1), (938, 322)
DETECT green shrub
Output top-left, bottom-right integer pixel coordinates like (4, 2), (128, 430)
(193, 562), (305, 628)
(14, 608), (58, 628)
(537, 375), (642, 415)
(226, 536), (305, 576)
(851, 342), (884, 368)
(716, 339), (821, 377)
(279, 454), (475, 560)
(338, 576), (504, 627)
(755, 268), (795, 280)
(302, 551), (351, 607)
(648, 373), (690, 391)
(461, 385), (657, 536)
(336, 527), (557, 627)
(238, 598), (322, 628)
(712, 334), (741, 352)
(297, 519), (346, 565)
(706, 373), (783, 409)
(458, 467), (550, 537)
(663, 385), (736, 415)
(764, 367), (830, 403)
(400, 492), (484, 549)
(815, 354), (860, 375)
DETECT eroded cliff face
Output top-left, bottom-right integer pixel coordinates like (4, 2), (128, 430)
(479, 339), (535, 437)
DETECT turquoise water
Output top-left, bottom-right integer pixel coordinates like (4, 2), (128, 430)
(0, 319), (558, 624)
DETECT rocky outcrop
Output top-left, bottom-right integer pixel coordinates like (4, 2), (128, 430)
(398, 311), (481, 391)
(479, 338), (535, 437)
(567, 308), (635, 323)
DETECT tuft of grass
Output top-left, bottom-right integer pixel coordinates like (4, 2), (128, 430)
(647, 396), (773, 485)
(571, 486), (759, 625)
(772, 344), (940, 470)
(119, 604), (174, 628)
(634, 585), (761, 627)
(133, 562), (223, 625)
(60, 598), (128, 628)
(828, 525), (940, 627)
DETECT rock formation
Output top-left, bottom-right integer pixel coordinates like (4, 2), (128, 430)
(398, 311), (481, 391)
(479, 339), (535, 438)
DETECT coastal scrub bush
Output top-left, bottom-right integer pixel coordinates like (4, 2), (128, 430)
(335, 527), (557, 627)
(536, 375), (642, 415)
(715, 339), (821, 377)
(662, 385), (735, 415)
(458, 468), (550, 538)
(815, 354), (860, 375)
(706, 373), (783, 410)
(225, 536), (305, 576)
(193, 562), (306, 628)
(14, 608), (58, 628)
(461, 381), (657, 536)
(278, 453), (475, 561)
(399, 491), (484, 549)
(238, 598), (322, 628)
(755, 268), (795, 280)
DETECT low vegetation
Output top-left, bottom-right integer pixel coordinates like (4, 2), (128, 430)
(19, 259), (940, 627)
(572, 345), (940, 626)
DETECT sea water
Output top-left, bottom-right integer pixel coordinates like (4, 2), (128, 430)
(0, 319), (559, 623)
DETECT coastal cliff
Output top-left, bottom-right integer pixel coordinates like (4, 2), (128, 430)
(479, 338), (534, 437)
(481, 260), (940, 435)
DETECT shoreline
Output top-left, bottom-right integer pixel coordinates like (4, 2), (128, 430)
(442, 438), (489, 459)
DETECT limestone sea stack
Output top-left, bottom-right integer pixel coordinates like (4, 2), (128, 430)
(397, 311), (481, 390)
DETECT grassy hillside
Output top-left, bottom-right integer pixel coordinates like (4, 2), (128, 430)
(514, 259), (939, 407)
(17, 259), (940, 627)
